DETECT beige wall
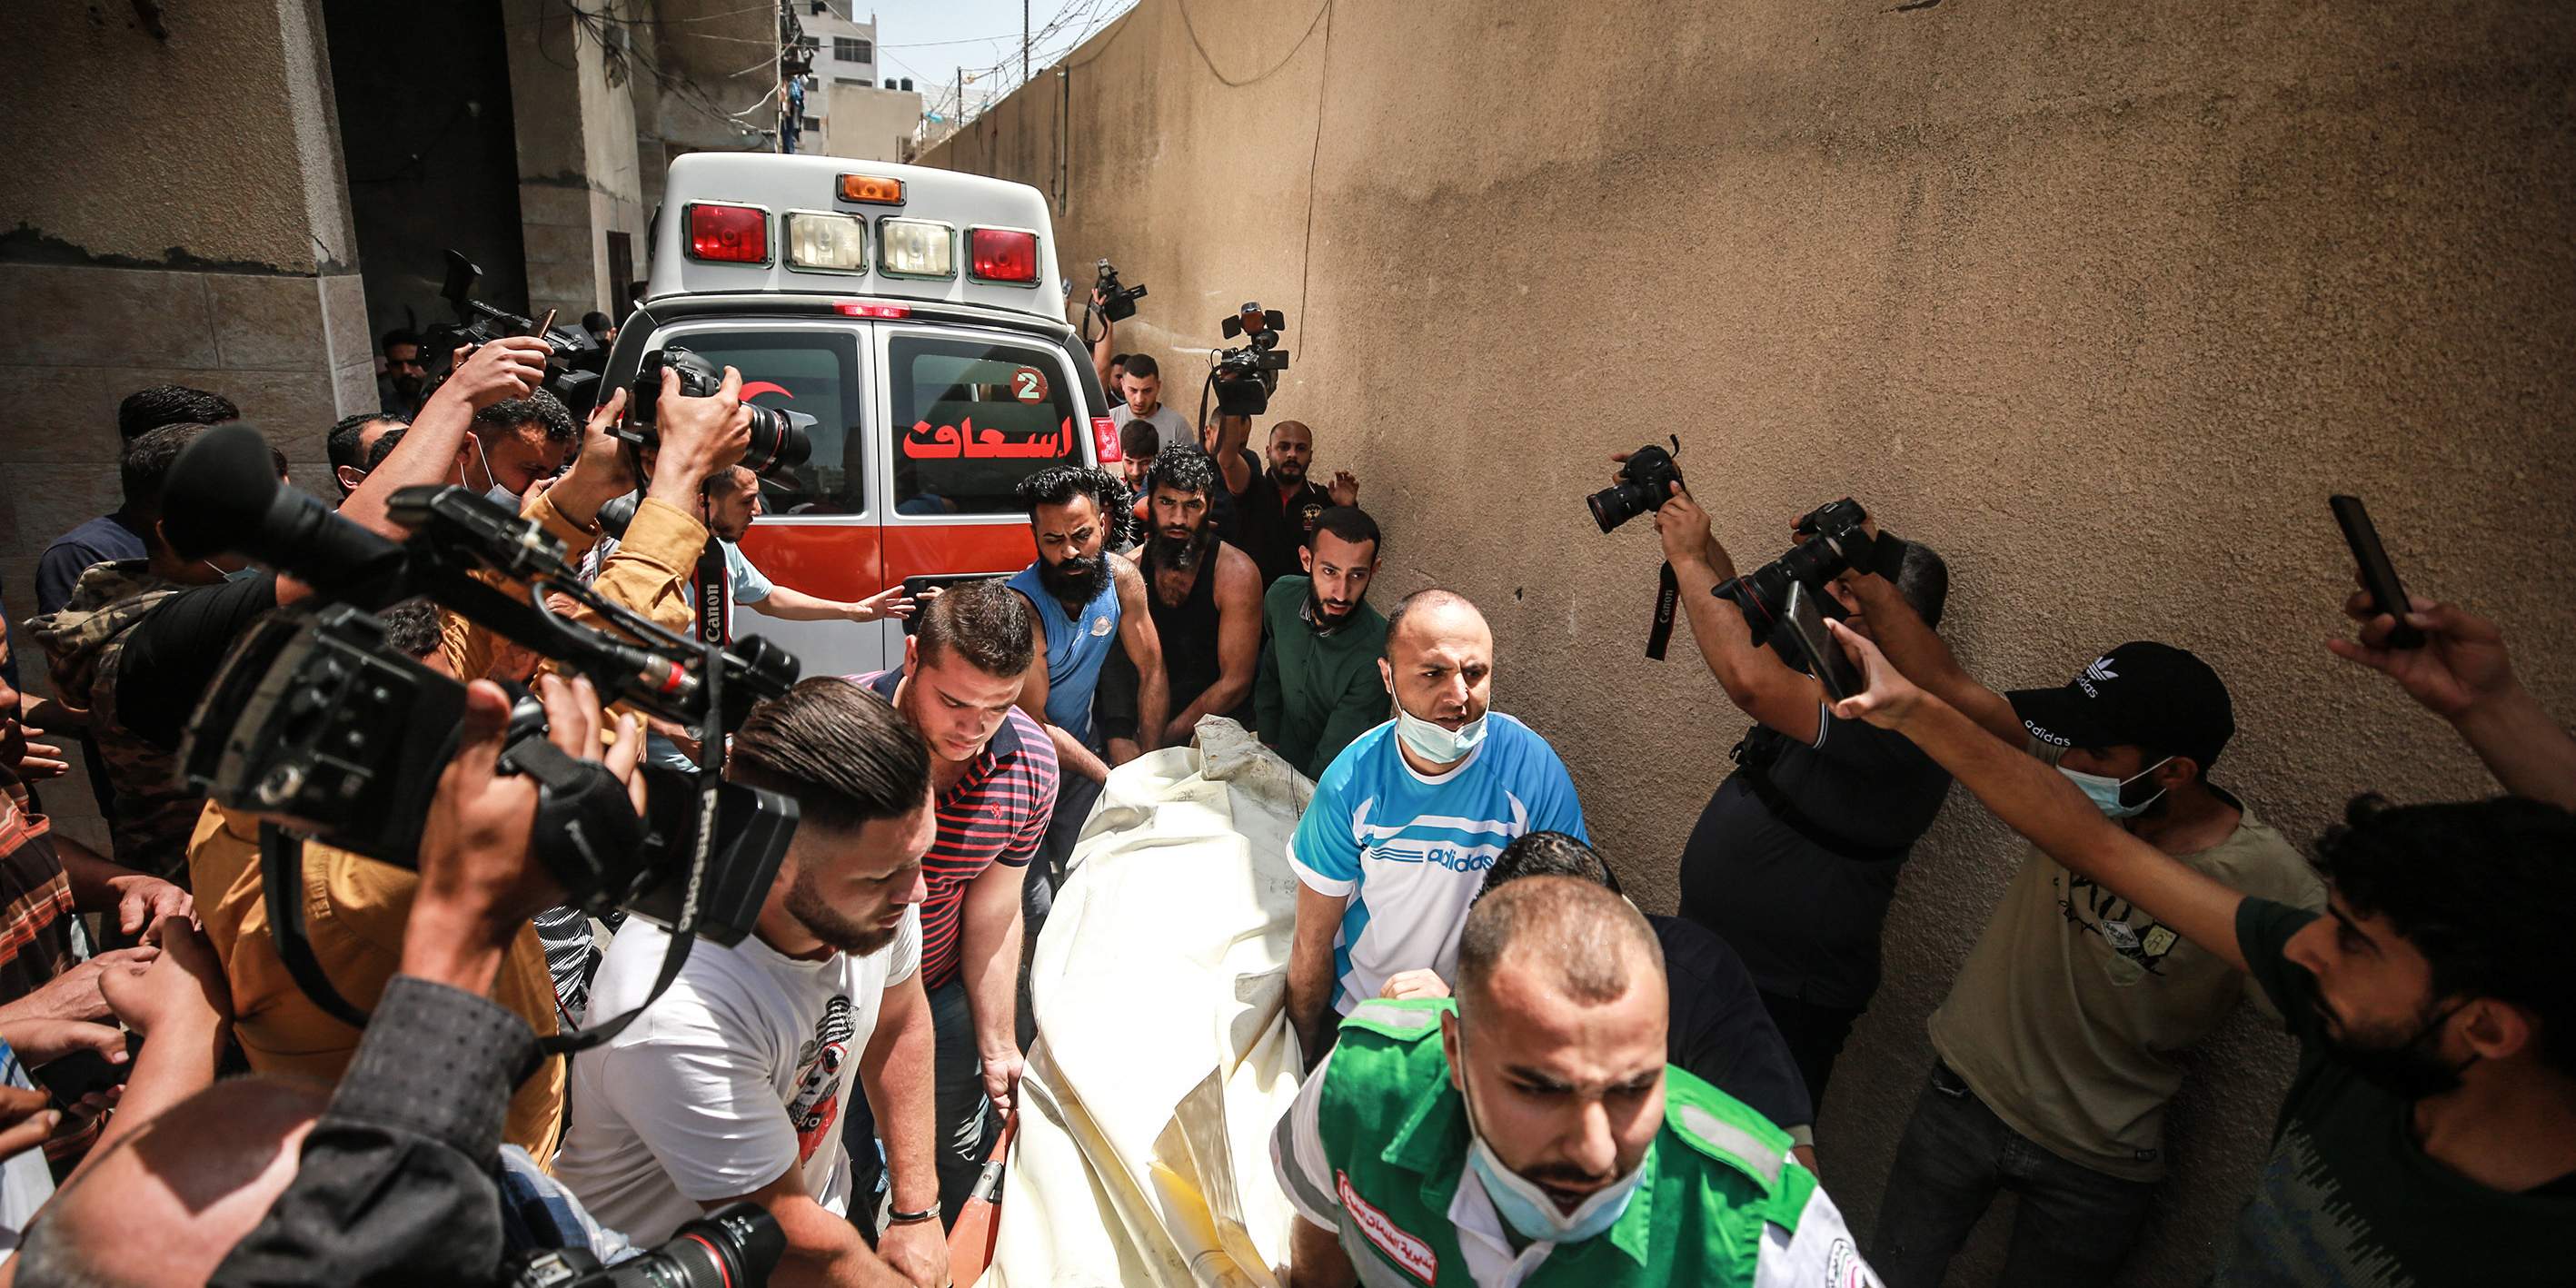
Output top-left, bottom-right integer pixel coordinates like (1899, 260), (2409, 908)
(927, 1), (2576, 1282)
(824, 84), (926, 163)
(1, 0), (367, 823)
(505, 0), (651, 323)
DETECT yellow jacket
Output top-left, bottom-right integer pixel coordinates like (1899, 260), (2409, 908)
(190, 802), (569, 1156)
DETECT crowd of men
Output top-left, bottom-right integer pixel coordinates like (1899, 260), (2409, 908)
(0, 302), (2561, 1288)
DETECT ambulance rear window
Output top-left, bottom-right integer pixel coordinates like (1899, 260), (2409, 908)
(660, 331), (862, 514)
(889, 334), (1079, 515)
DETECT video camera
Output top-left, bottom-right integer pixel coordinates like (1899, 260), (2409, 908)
(1094, 259), (1147, 322)
(423, 250), (604, 413)
(507, 1203), (784, 1288)
(622, 347), (814, 480)
(1717, 498), (1909, 648)
(162, 424), (801, 966)
(1209, 302), (1288, 417)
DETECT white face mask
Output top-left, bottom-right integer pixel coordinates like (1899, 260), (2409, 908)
(2059, 756), (2173, 819)
(1394, 702), (1487, 766)
(1456, 1030), (1646, 1245)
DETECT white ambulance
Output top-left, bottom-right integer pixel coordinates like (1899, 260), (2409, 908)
(606, 152), (1119, 678)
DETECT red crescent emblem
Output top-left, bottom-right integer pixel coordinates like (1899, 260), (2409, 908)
(739, 381), (793, 401)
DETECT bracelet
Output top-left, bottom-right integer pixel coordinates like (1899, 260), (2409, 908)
(887, 1207), (937, 1226)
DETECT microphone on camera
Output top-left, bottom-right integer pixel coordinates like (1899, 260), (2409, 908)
(161, 422), (410, 606)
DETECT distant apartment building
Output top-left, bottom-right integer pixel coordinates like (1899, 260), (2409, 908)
(794, 2), (924, 163)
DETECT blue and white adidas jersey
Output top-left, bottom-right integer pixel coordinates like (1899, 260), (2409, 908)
(1288, 713), (1589, 1014)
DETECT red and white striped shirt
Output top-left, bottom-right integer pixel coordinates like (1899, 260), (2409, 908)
(850, 669), (1059, 990)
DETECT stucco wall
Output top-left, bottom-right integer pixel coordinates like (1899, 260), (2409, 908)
(926, 2), (2576, 1282)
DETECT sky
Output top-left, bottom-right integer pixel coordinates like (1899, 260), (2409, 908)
(859, 0), (1136, 117)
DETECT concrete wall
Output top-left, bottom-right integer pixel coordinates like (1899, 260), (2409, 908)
(504, 0), (650, 324)
(323, 0), (534, 340)
(824, 84), (925, 163)
(0, 0), (373, 851)
(927, 2), (2576, 1283)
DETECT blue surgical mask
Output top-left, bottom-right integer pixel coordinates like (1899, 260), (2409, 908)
(204, 560), (262, 584)
(1394, 703), (1486, 766)
(2059, 756), (2173, 819)
(1461, 1086), (1646, 1245)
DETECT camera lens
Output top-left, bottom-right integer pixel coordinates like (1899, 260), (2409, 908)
(739, 407), (813, 477)
(1587, 481), (1646, 532)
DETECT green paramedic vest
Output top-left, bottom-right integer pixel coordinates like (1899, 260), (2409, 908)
(1297, 997), (1818, 1288)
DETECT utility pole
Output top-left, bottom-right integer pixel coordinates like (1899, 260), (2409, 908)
(1023, 0), (1030, 82)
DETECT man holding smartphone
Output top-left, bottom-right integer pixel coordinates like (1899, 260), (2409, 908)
(1646, 481), (1955, 1115)
(1833, 568), (2327, 1288)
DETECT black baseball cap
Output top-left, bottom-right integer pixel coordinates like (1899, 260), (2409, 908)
(2005, 641), (2235, 771)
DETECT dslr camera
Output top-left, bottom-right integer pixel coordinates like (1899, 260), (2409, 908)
(508, 1203), (784, 1288)
(1589, 441), (1685, 532)
(162, 425), (802, 955)
(1210, 302), (1289, 417)
(423, 250), (604, 413)
(626, 347), (815, 480)
(1718, 498), (1908, 647)
(1093, 258), (1147, 322)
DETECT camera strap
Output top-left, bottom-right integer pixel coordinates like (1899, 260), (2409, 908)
(258, 823), (379, 1031)
(1646, 561), (1681, 660)
(694, 541), (730, 649)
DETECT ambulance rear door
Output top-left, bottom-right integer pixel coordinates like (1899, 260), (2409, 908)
(873, 319), (1098, 606)
(648, 315), (896, 680)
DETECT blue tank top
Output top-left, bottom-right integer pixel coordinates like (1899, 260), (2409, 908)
(1006, 562), (1120, 745)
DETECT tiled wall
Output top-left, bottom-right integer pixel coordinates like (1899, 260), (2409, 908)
(0, 261), (372, 849)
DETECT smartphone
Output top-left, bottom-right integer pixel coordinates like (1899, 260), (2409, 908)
(1785, 582), (1865, 702)
(2329, 496), (2424, 649)
(30, 1048), (126, 1108)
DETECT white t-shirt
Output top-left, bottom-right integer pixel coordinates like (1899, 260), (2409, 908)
(553, 907), (922, 1243)
(1110, 401), (1195, 453)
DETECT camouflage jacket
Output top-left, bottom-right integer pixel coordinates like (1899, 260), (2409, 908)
(24, 560), (195, 883)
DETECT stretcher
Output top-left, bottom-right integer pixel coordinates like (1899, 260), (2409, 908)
(988, 718), (1311, 1288)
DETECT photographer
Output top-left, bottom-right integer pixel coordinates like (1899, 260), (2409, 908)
(1645, 480), (1954, 1108)
(1828, 563), (2324, 1287)
(10, 675), (647, 1288)
(186, 599), (574, 1156)
(379, 329), (431, 418)
(554, 679), (949, 1288)
(1826, 604), (2576, 1284)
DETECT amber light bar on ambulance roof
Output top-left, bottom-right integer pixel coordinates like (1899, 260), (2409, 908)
(686, 203), (768, 264)
(968, 228), (1039, 284)
(840, 174), (904, 205)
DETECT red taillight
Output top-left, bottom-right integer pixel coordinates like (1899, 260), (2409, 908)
(1091, 416), (1120, 462)
(834, 302), (911, 318)
(969, 228), (1038, 282)
(687, 203), (768, 263)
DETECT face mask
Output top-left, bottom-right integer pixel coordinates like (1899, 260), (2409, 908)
(204, 560), (261, 584)
(2059, 756), (2173, 819)
(2322, 998), (2475, 1100)
(1457, 1039), (1645, 1245)
(1394, 703), (1486, 766)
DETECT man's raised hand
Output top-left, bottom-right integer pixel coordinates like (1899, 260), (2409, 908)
(2325, 587), (2516, 721)
(1826, 618), (1929, 731)
(437, 336), (552, 411)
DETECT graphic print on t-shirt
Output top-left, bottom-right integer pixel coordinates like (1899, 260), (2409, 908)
(787, 995), (856, 1162)
(2059, 871), (2183, 985)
